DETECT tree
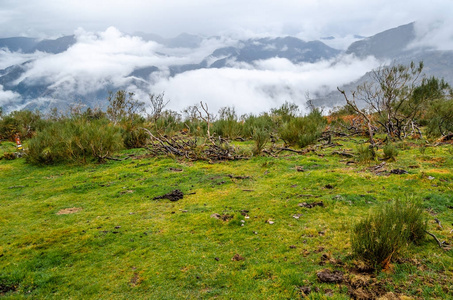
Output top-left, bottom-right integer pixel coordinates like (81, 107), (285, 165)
(147, 92), (169, 122)
(106, 90), (144, 124)
(339, 61), (426, 142)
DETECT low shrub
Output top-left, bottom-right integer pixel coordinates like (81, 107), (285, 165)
(252, 126), (270, 155)
(356, 144), (375, 163)
(26, 118), (123, 164)
(278, 109), (326, 148)
(351, 199), (427, 268)
(383, 143), (399, 161)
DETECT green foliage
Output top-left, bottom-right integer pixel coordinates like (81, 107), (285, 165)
(278, 109), (326, 148)
(106, 90), (145, 124)
(27, 118), (123, 164)
(382, 143), (399, 161)
(121, 115), (148, 149)
(351, 199), (427, 267)
(356, 144), (375, 163)
(241, 113), (274, 138)
(270, 101), (299, 124)
(251, 126), (270, 156)
(154, 110), (183, 135)
(425, 98), (453, 137)
(0, 110), (44, 141)
(212, 107), (242, 139)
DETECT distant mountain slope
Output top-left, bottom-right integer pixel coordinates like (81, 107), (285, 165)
(346, 22), (416, 59)
(314, 22), (453, 109)
(0, 35), (75, 53)
(204, 37), (340, 68)
(0, 37), (37, 52)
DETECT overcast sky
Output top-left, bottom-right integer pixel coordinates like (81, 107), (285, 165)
(1, 0), (452, 42)
(1, 0), (453, 114)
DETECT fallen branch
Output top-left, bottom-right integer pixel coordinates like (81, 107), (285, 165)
(276, 147), (306, 155)
(425, 230), (444, 249)
(332, 150), (354, 158)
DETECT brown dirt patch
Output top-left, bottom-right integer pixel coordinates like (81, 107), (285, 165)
(56, 207), (82, 215)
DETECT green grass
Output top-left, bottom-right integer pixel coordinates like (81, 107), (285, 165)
(1, 138), (452, 299)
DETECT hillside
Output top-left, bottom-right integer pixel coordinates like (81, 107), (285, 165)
(1, 135), (452, 298)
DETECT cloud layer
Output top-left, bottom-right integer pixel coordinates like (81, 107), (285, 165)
(0, 27), (384, 114)
(2, 0), (453, 47)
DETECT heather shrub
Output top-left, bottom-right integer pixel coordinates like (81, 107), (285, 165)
(27, 118), (123, 164)
(383, 143), (399, 161)
(351, 199), (427, 268)
(278, 109), (326, 148)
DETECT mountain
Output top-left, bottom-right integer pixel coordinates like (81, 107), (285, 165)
(1, 23), (453, 114)
(0, 37), (37, 52)
(204, 37), (340, 67)
(313, 22), (453, 109)
(133, 36), (340, 78)
(135, 32), (203, 48)
(346, 22), (416, 59)
(0, 35), (75, 54)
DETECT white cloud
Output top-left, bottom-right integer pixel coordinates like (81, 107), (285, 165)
(0, 84), (22, 108)
(154, 55), (381, 115)
(13, 27), (222, 96)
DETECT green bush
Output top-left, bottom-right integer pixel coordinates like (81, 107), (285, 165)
(27, 118), (123, 164)
(0, 110), (44, 141)
(351, 199), (427, 268)
(383, 143), (399, 161)
(356, 144), (375, 163)
(278, 109), (326, 148)
(241, 113), (274, 139)
(120, 115), (148, 149)
(212, 107), (242, 139)
(252, 126), (270, 156)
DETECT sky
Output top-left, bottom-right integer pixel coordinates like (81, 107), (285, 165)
(1, 0), (453, 115)
(1, 0), (452, 44)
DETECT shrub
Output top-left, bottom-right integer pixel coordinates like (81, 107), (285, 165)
(356, 144), (375, 163)
(212, 107), (242, 139)
(252, 126), (270, 156)
(241, 113), (274, 139)
(120, 115), (148, 149)
(383, 143), (399, 161)
(278, 109), (326, 148)
(27, 118), (123, 164)
(0, 110), (44, 141)
(351, 199), (427, 268)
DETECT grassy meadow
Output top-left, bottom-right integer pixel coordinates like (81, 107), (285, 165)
(1, 136), (452, 299)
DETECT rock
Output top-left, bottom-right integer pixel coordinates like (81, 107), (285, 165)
(317, 269), (344, 283)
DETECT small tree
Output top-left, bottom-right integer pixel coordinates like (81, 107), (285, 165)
(106, 90), (144, 124)
(148, 92), (169, 122)
(339, 61), (425, 142)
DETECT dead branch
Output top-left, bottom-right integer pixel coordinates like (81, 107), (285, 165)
(425, 230), (445, 249)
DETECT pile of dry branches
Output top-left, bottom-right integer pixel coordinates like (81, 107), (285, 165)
(143, 128), (247, 161)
